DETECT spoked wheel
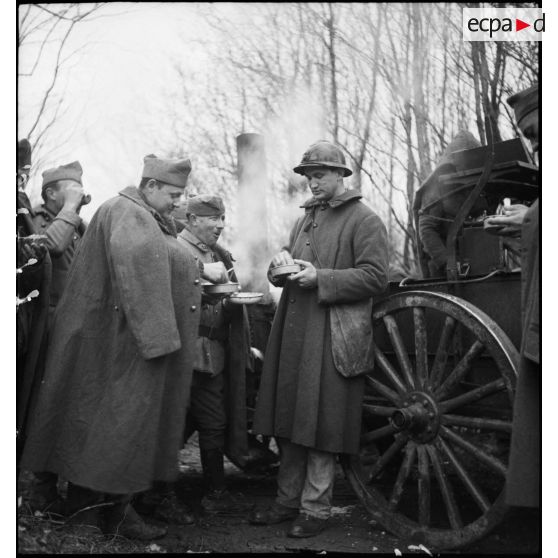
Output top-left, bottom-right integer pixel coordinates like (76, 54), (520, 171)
(341, 291), (519, 550)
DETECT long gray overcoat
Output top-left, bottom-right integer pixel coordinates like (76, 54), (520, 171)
(506, 200), (540, 507)
(20, 187), (201, 494)
(253, 190), (389, 454)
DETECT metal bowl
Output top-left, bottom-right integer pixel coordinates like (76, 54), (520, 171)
(202, 281), (241, 295)
(483, 216), (510, 236)
(269, 263), (301, 279)
(228, 292), (264, 305)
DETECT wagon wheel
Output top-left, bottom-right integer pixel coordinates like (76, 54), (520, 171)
(341, 291), (518, 550)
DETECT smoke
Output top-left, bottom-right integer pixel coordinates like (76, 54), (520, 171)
(226, 86), (328, 297)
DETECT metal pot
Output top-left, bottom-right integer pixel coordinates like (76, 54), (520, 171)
(269, 263), (301, 279)
(228, 292), (264, 305)
(202, 281), (241, 295)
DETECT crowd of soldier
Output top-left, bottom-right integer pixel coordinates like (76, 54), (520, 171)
(16, 82), (539, 541)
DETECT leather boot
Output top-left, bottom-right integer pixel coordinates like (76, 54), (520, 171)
(27, 472), (64, 514)
(64, 482), (104, 532)
(150, 482), (195, 525)
(200, 448), (226, 493)
(103, 500), (167, 540)
(199, 449), (251, 514)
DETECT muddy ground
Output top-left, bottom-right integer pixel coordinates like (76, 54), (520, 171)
(18, 438), (540, 555)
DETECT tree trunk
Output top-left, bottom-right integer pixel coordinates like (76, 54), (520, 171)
(325, 3), (339, 143)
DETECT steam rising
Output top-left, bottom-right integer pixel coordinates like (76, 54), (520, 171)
(228, 87), (328, 298)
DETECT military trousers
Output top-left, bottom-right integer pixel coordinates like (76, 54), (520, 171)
(275, 438), (336, 519)
(185, 370), (226, 452)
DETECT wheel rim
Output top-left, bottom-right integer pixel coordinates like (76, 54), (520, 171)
(341, 291), (519, 550)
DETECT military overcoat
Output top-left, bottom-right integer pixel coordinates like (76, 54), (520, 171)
(506, 199), (540, 507)
(20, 186), (202, 494)
(253, 190), (388, 454)
(32, 203), (86, 313)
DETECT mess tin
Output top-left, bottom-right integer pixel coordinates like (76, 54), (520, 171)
(483, 218), (506, 236)
(269, 263), (301, 279)
(228, 292), (263, 305)
(202, 281), (241, 295)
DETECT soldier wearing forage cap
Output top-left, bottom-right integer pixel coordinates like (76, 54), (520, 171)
(26, 163), (92, 512)
(20, 155), (228, 540)
(32, 161), (88, 322)
(485, 83), (540, 509)
(250, 140), (389, 537)
(174, 195), (253, 512)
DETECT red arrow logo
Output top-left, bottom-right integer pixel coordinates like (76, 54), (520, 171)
(516, 18), (531, 31)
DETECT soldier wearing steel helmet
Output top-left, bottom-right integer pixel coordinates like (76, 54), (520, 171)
(250, 140), (389, 537)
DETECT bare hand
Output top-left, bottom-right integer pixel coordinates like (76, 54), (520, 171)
(202, 292), (227, 305)
(202, 261), (228, 284)
(484, 204), (528, 237)
(63, 182), (86, 212)
(19, 235), (47, 263)
(270, 250), (295, 268)
(289, 259), (317, 289)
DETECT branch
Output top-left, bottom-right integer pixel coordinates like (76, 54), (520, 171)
(26, 18), (77, 140)
(35, 3), (105, 23)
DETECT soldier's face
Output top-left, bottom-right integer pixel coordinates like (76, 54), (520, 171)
(304, 167), (345, 202)
(190, 214), (225, 247)
(145, 181), (184, 217)
(46, 179), (80, 212)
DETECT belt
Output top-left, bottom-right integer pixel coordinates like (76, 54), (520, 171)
(198, 324), (228, 342)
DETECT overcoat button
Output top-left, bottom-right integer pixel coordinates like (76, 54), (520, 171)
(114, 305), (119, 311)
(190, 305), (197, 311)
(194, 279), (200, 285)
(313, 223), (318, 228)
(306, 241), (310, 245)
(290, 298), (296, 303)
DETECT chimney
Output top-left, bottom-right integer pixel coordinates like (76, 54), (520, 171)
(235, 133), (269, 294)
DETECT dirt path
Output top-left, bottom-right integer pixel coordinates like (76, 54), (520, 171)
(158, 446), (540, 555)
(18, 443), (540, 554)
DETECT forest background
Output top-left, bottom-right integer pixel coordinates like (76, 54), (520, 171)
(17, 2), (539, 280)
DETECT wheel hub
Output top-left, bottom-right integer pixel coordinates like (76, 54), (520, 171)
(390, 391), (440, 442)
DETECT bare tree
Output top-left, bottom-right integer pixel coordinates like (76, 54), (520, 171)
(164, 2), (538, 274)
(18, 3), (106, 175)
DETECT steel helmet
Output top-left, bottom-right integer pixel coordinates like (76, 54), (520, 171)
(293, 140), (353, 177)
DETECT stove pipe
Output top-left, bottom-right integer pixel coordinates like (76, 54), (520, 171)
(236, 133), (269, 294)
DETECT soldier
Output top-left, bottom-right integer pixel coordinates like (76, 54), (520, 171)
(26, 161), (88, 513)
(413, 130), (482, 277)
(16, 139), (51, 463)
(177, 194), (252, 512)
(33, 161), (88, 323)
(250, 141), (389, 537)
(484, 83), (540, 509)
(20, 155), (228, 539)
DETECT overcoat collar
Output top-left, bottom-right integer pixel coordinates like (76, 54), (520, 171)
(178, 227), (213, 254)
(178, 227), (237, 280)
(300, 189), (362, 211)
(118, 186), (177, 237)
(178, 227), (233, 262)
